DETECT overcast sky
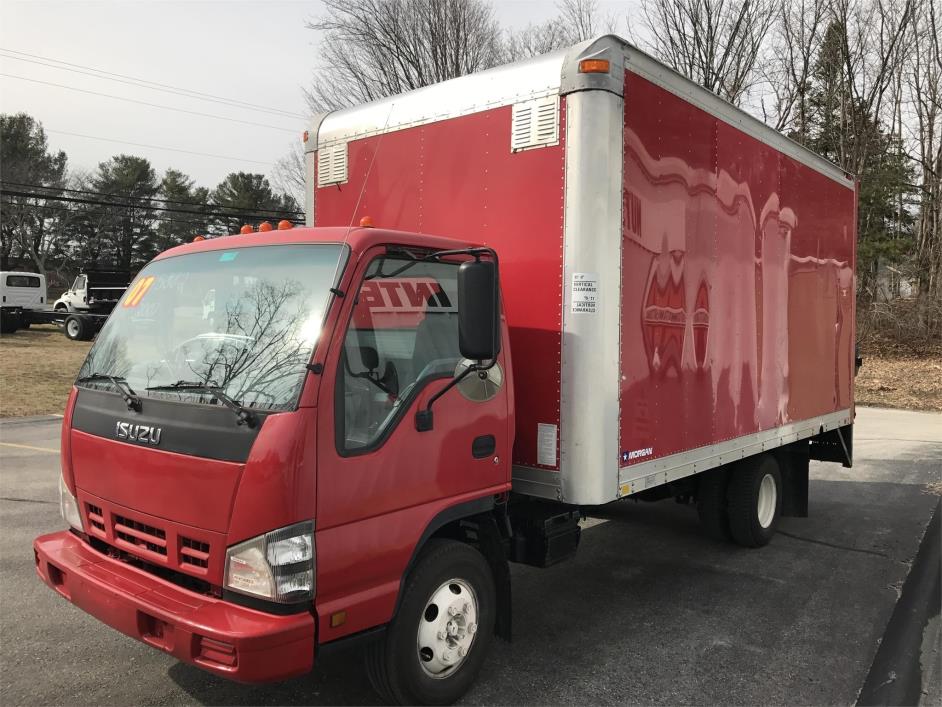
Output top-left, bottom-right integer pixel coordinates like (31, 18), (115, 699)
(0, 0), (636, 191)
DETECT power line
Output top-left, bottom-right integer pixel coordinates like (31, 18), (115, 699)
(45, 129), (274, 166)
(0, 188), (304, 222)
(0, 73), (299, 133)
(0, 49), (307, 119)
(1, 199), (229, 230)
(1, 181), (303, 215)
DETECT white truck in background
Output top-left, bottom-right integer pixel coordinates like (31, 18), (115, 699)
(0, 271), (47, 333)
(0, 269), (131, 339)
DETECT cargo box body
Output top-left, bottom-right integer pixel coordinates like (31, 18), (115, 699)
(307, 36), (856, 506)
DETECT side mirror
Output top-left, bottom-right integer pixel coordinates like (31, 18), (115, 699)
(457, 259), (500, 361)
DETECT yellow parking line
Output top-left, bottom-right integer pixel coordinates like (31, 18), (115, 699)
(0, 442), (59, 454)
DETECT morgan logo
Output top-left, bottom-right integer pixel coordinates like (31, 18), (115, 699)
(115, 421), (162, 446)
(621, 447), (653, 463)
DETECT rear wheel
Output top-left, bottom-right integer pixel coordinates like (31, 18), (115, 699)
(727, 455), (782, 547)
(0, 310), (19, 334)
(365, 539), (495, 705)
(64, 314), (93, 341)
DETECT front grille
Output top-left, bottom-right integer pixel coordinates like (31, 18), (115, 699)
(80, 497), (216, 579)
(180, 536), (210, 569)
(114, 514), (167, 557)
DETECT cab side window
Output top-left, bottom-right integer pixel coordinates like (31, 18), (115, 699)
(338, 257), (461, 452)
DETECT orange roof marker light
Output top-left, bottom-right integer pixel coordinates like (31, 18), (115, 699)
(278, 219), (294, 230)
(259, 221), (274, 232)
(359, 216), (375, 228)
(578, 58), (610, 74)
(192, 235), (206, 242)
(240, 224), (254, 234)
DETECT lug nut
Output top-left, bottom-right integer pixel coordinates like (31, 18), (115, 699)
(463, 602), (471, 613)
(437, 630), (446, 640)
(458, 646), (467, 657)
(468, 622), (477, 634)
(442, 649), (454, 662)
(448, 605), (459, 616)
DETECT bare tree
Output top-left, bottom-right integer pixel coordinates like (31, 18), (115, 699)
(272, 139), (306, 208)
(906, 0), (942, 310)
(304, 0), (504, 112)
(634, 0), (777, 105)
(504, 0), (619, 61)
(831, 0), (915, 174)
(760, 0), (830, 137)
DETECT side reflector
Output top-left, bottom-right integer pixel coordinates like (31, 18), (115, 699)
(277, 219), (293, 230)
(330, 611), (347, 628)
(258, 221), (273, 232)
(578, 58), (610, 74)
(239, 224), (253, 234)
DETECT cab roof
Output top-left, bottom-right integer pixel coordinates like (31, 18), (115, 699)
(154, 226), (481, 262)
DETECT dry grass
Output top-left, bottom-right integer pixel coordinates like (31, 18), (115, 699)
(0, 325), (91, 417)
(854, 353), (942, 412)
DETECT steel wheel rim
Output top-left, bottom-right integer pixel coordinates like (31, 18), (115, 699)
(66, 319), (80, 338)
(757, 473), (777, 528)
(416, 578), (479, 679)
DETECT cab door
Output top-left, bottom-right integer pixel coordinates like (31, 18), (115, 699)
(313, 247), (511, 639)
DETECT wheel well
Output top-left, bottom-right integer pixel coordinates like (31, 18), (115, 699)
(397, 498), (512, 641)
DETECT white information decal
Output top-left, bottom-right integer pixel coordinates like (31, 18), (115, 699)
(537, 423), (558, 467)
(571, 272), (599, 314)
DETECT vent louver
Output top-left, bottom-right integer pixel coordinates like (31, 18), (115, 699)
(316, 142), (348, 187)
(511, 96), (560, 152)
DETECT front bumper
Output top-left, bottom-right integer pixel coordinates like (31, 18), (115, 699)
(34, 531), (315, 683)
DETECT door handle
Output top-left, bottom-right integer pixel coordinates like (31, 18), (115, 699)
(471, 435), (496, 459)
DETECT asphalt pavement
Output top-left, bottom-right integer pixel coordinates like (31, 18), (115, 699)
(1, 407), (939, 705)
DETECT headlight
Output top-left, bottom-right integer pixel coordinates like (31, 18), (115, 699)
(224, 521), (314, 604)
(59, 475), (83, 532)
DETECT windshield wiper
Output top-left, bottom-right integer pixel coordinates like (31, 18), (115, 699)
(76, 373), (141, 411)
(145, 381), (257, 428)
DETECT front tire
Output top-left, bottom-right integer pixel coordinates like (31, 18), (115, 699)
(365, 539), (495, 705)
(727, 455), (782, 547)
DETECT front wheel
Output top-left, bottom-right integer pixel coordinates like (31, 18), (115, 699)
(365, 539), (495, 705)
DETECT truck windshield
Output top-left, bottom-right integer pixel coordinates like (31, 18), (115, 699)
(77, 244), (345, 412)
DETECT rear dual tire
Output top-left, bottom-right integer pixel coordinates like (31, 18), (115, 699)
(365, 539), (495, 705)
(698, 454), (783, 547)
(64, 315), (94, 341)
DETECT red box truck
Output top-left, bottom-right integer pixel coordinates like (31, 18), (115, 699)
(34, 35), (856, 704)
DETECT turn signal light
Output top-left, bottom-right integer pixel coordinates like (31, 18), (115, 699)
(259, 221), (273, 232)
(278, 219), (293, 230)
(239, 224), (253, 234)
(578, 58), (610, 74)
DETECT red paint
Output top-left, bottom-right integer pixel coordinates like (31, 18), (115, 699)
(620, 72), (855, 465)
(313, 104), (566, 470)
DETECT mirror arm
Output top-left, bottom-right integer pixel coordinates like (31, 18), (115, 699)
(415, 361), (491, 432)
